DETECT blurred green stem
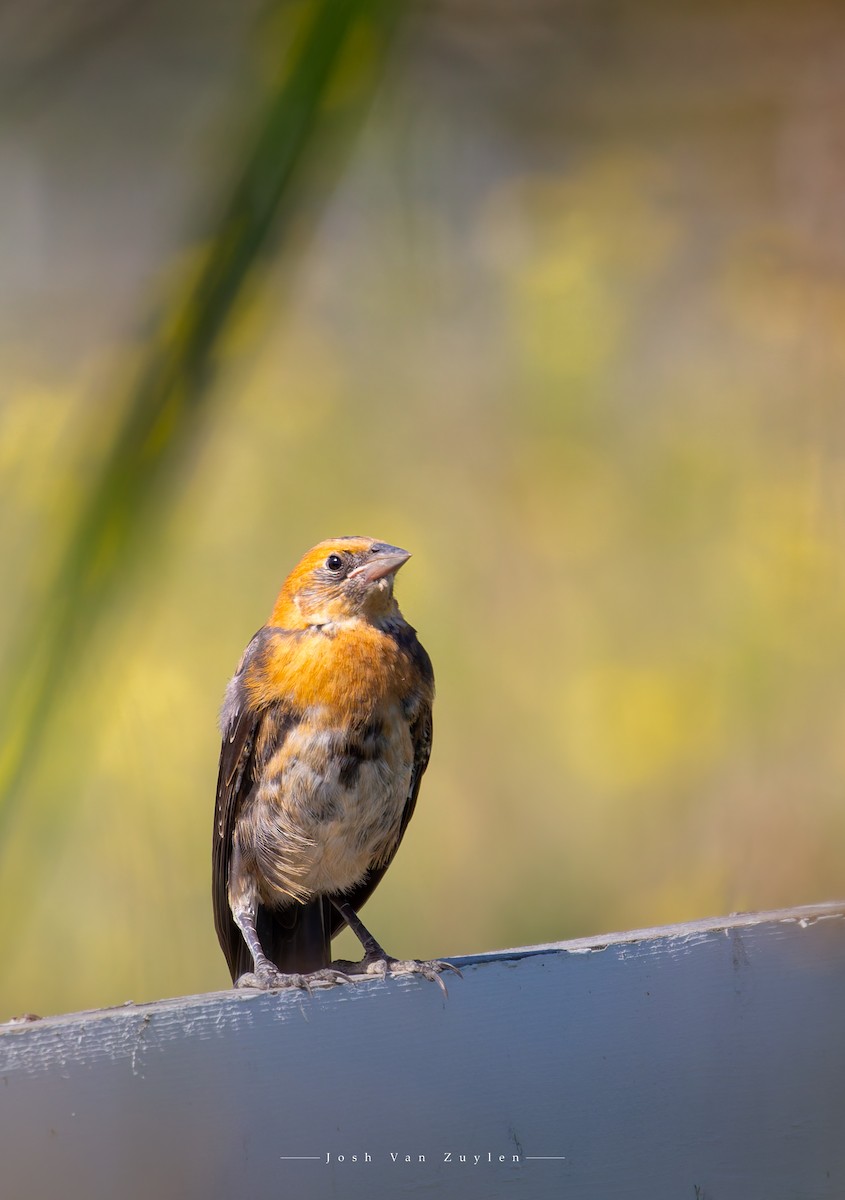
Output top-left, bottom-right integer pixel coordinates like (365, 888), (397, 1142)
(0, 0), (400, 849)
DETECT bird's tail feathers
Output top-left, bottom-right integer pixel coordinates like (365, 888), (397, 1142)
(257, 898), (332, 974)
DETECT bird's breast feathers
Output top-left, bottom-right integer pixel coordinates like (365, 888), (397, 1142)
(225, 616), (431, 905)
(244, 618), (427, 720)
(247, 703), (414, 902)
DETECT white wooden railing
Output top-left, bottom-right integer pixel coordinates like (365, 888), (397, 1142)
(2, 902), (843, 1199)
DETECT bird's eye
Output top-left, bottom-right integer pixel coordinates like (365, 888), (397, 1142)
(325, 554), (344, 572)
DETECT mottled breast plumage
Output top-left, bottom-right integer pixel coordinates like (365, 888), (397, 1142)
(220, 619), (433, 907)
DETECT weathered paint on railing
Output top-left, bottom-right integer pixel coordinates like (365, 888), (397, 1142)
(2, 902), (843, 1199)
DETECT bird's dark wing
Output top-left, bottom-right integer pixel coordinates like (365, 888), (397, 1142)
(212, 628), (332, 981)
(212, 632), (263, 981)
(329, 630), (434, 938)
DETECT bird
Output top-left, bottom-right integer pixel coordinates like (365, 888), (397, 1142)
(212, 536), (458, 992)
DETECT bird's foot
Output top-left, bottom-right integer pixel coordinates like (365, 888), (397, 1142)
(303, 967), (352, 990)
(235, 964), (350, 992)
(332, 954), (461, 996)
(235, 963), (308, 990)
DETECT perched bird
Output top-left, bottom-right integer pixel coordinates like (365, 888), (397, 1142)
(212, 536), (457, 991)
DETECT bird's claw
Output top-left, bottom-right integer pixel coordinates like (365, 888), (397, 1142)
(235, 965), (350, 992)
(235, 966), (308, 990)
(335, 955), (461, 996)
(305, 968), (352, 990)
(411, 959), (462, 996)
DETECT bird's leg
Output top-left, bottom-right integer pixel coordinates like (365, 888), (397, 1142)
(228, 845), (348, 991)
(232, 903), (348, 991)
(330, 900), (461, 995)
(232, 905), (308, 989)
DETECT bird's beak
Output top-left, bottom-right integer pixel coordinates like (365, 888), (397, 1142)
(348, 545), (411, 585)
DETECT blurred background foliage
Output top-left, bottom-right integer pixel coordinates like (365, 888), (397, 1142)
(1, 0), (844, 1017)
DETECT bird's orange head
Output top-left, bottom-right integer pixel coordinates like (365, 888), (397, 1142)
(270, 537), (412, 629)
